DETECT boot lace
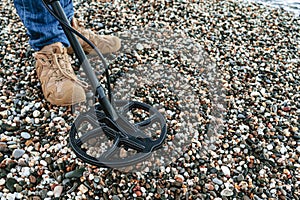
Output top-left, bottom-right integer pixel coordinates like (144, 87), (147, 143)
(35, 48), (88, 89)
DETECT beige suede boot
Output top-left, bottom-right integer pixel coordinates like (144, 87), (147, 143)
(34, 42), (87, 106)
(67, 18), (121, 55)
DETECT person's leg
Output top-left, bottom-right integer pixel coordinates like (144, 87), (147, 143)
(13, 0), (120, 106)
(14, 0), (86, 106)
(14, 0), (120, 54)
(13, 0), (73, 51)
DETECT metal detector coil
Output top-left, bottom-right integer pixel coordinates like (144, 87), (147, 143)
(43, 0), (167, 168)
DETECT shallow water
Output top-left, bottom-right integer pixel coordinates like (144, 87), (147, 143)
(248, 0), (300, 16)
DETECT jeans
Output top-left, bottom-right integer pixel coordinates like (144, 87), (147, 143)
(14, 0), (74, 51)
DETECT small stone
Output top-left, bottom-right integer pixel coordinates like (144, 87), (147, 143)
(296, 146), (300, 153)
(212, 178), (223, 185)
(25, 140), (34, 147)
(62, 179), (71, 186)
(259, 169), (266, 176)
(29, 175), (36, 183)
(239, 181), (248, 189)
(33, 110), (40, 118)
(6, 177), (17, 192)
(40, 160), (48, 167)
(173, 181), (183, 187)
(95, 22), (104, 28)
(18, 158), (27, 166)
(174, 174), (184, 183)
(40, 189), (48, 197)
(25, 117), (32, 124)
(221, 188), (234, 197)
(88, 174), (94, 181)
(0, 178), (5, 186)
(15, 193), (23, 199)
(93, 176), (100, 183)
(34, 102), (41, 109)
(237, 114), (246, 119)
(283, 169), (290, 175)
(280, 146), (287, 154)
(205, 183), (214, 191)
(112, 195), (120, 200)
(47, 191), (54, 197)
(0, 142), (8, 152)
(15, 184), (22, 192)
(267, 144), (273, 150)
(21, 132), (31, 139)
(233, 147), (241, 153)
(251, 91), (261, 97)
(243, 195), (251, 200)
(165, 167), (171, 173)
(65, 168), (85, 179)
(221, 166), (231, 176)
(8, 144), (18, 149)
(136, 43), (144, 51)
(78, 184), (88, 194)
(21, 167), (31, 177)
(12, 149), (25, 159)
(6, 193), (16, 200)
(53, 185), (63, 198)
(237, 174), (244, 181)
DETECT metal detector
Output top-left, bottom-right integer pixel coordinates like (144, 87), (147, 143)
(42, 0), (167, 168)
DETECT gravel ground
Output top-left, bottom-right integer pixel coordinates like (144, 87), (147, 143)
(0, 0), (300, 199)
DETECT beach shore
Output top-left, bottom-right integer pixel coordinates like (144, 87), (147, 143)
(0, 0), (299, 199)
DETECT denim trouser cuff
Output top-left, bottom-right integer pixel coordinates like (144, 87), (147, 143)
(14, 0), (74, 51)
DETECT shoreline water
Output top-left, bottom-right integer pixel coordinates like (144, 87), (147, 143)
(247, 0), (300, 16)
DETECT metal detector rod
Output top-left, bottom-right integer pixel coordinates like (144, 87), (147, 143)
(45, 0), (119, 120)
(46, 0), (98, 89)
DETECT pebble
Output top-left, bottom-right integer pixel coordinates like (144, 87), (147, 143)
(237, 174), (244, 181)
(47, 191), (54, 197)
(221, 188), (234, 197)
(20, 132), (31, 139)
(5, 178), (17, 192)
(40, 160), (48, 167)
(0, 142), (8, 152)
(29, 175), (36, 183)
(15, 193), (23, 199)
(221, 166), (231, 176)
(237, 114), (246, 119)
(32, 110), (40, 118)
(0, 179), (5, 186)
(53, 185), (63, 198)
(15, 184), (22, 193)
(174, 174), (184, 183)
(21, 167), (31, 177)
(65, 168), (85, 179)
(136, 43), (144, 51)
(12, 149), (25, 159)
(267, 144), (273, 150)
(78, 184), (88, 194)
(6, 193), (15, 200)
(212, 178), (223, 185)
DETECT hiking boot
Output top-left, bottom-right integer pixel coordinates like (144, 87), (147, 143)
(67, 18), (121, 55)
(34, 42), (87, 106)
